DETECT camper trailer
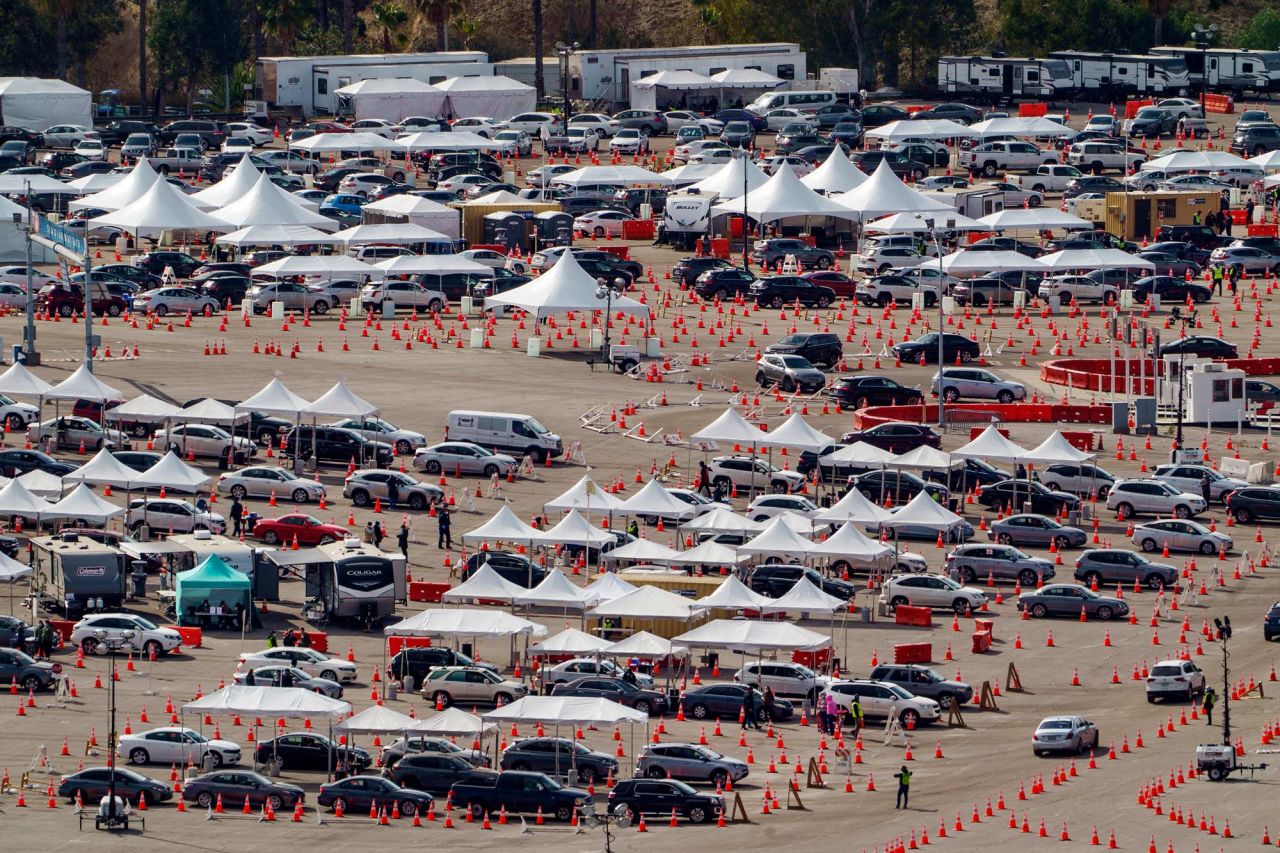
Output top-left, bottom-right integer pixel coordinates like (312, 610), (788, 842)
(1150, 47), (1280, 95)
(936, 56), (1074, 101)
(167, 530), (278, 602)
(288, 539), (406, 627)
(661, 193), (714, 250)
(31, 533), (131, 618)
(1048, 52), (1190, 97)
(255, 52), (491, 115)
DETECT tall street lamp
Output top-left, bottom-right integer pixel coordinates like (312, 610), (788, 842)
(595, 279), (618, 359)
(1191, 25), (1219, 118)
(555, 42), (579, 136)
(923, 216), (956, 427)
(95, 628), (135, 827)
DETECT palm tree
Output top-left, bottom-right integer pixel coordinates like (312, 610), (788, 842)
(452, 14), (477, 49)
(588, 0), (597, 47)
(1143, 0), (1173, 45)
(342, 0), (354, 52)
(41, 0), (73, 79)
(411, 0), (461, 51)
(370, 1), (409, 52)
(532, 0), (544, 97)
(692, 0), (719, 46)
(258, 0), (312, 54)
(138, 0), (148, 111)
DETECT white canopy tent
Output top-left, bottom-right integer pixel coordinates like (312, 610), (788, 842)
(666, 539), (749, 566)
(629, 70), (716, 111)
(134, 452), (212, 492)
(679, 507), (762, 536)
(710, 163), (859, 225)
(0, 78), (92, 130)
(865, 210), (986, 234)
(435, 75), (535, 120)
(301, 382), (378, 418)
(759, 576), (846, 616)
(604, 631), (689, 659)
(603, 538), (682, 564)
(864, 119), (976, 141)
(709, 68), (782, 88)
(1142, 149), (1250, 173)
(360, 193), (461, 238)
(834, 161), (954, 218)
(691, 407), (765, 448)
(69, 158), (159, 212)
(826, 441), (895, 468)
(236, 379), (311, 417)
(952, 424), (1030, 463)
(290, 131), (401, 153)
(384, 608), (547, 639)
(551, 165), (672, 188)
(42, 484), (124, 523)
(814, 487), (893, 525)
(939, 249), (1049, 274)
(182, 684), (351, 718)
(484, 252), (650, 322)
(334, 223), (450, 246)
(333, 705), (418, 735)
(482, 695), (647, 726)
(253, 255), (380, 279)
(658, 163), (723, 188)
(738, 517), (816, 558)
(534, 510), (613, 548)
(976, 208), (1092, 231)
(90, 178), (229, 237)
(672, 619), (830, 654)
(413, 707), (496, 737)
(810, 521), (894, 562)
(687, 156), (769, 199)
(335, 78), (446, 122)
(800, 148), (869, 194)
(191, 156), (264, 209)
(0, 479), (47, 519)
(215, 224), (341, 247)
(394, 131), (499, 152)
(891, 445), (957, 470)
(63, 449), (142, 489)
(373, 254), (490, 277)
(65, 173), (124, 195)
(213, 174), (337, 229)
(513, 569), (596, 610)
(104, 394), (181, 424)
(1037, 248), (1156, 272)
(583, 573), (637, 604)
(757, 413), (834, 452)
(881, 491), (965, 531)
(46, 364), (123, 402)
(968, 116), (1073, 137)
(1021, 430), (1096, 465)
(462, 505), (542, 545)
(0, 362), (53, 397)
(694, 574), (770, 610)
(440, 562), (525, 604)
(179, 398), (249, 426)
(543, 475), (625, 516)
(531, 627), (613, 655)
(617, 479), (691, 519)
(587, 585), (705, 622)
(16, 469), (61, 499)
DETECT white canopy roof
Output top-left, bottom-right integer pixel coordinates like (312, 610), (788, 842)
(543, 474), (625, 515)
(215, 224), (341, 247)
(869, 119), (977, 141)
(384, 608), (547, 639)
(363, 193), (456, 216)
(834, 161), (953, 218)
(291, 131), (400, 152)
(709, 68), (783, 87)
(441, 562), (525, 603)
(0, 362), (52, 397)
(43, 484), (123, 522)
(757, 413), (834, 451)
(1021, 430), (1096, 465)
(1142, 149), (1250, 172)
(551, 165), (671, 187)
(679, 507), (762, 535)
(0, 479), (46, 517)
(0, 553), (32, 583)
(583, 572), (637, 603)
(374, 254), (490, 276)
(461, 189), (526, 206)
(301, 382), (378, 418)
(47, 364), (122, 402)
(738, 516), (815, 557)
(881, 490), (965, 530)
(604, 630), (689, 659)
(865, 210), (986, 234)
(236, 379), (311, 417)
(814, 487), (893, 525)
(617, 479), (689, 518)
(484, 251), (649, 321)
(891, 445), (956, 469)
(180, 398), (246, 424)
(134, 451), (212, 491)
(604, 537), (682, 564)
(182, 685), (351, 719)
(16, 469), (61, 498)
(191, 156), (263, 208)
(333, 223), (449, 245)
(810, 521), (894, 561)
(435, 74), (535, 119)
(759, 575), (846, 615)
(213, 174), (336, 229)
(711, 163), (858, 224)
(939, 249), (1048, 273)
(1249, 150), (1280, 171)
(976, 208), (1092, 231)
(482, 695), (648, 726)
(65, 172), (124, 195)
(1037, 248), (1155, 271)
(691, 407), (764, 446)
(530, 627), (613, 655)
(952, 424), (1030, 463)
(463, 505), (541, 545)
(687, 155), (769, 199)
(658, 163), (723, 187)
(969, 116), (1072, 137)
(534, 509), (613, 547)
(666, 538), (749, 566)
(334, 705), (418, 734)
(694, 574), (770, 610)
(587, 585), (705, 621)
(91, 176), (230, 236)
(672, 619), (830, 653)
(413, 707), (496, 737)
(63, 449), (140, 489)
(69, 158), (159, 212)
(105, 394), (181, 421)
(800, 147), (868, 194)
(395, 130), (499, 152)
(633, 69), (715, 90)
(513, 569), (596, 609)
(827, 441), (895, 466)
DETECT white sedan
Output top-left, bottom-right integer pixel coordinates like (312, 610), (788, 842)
(689, 147), (736, 165)
(764, 108), (819, 131)
(225, 122), (275, 146)
(505, 111), (559, 136)
(153, 424), (256, 460)
(450, 117), (508, 138)
(400, 116), (443, 132)
(608, 129), (651, 155)
(574, 209), (634, 238)
(216, 465), (327, 503)
(221, 136), (255, 155)
(42, 124), (98, 148)
(759, 155), (814, 177)
(569, 113), (622, 137)
(74, 139), (107, 161)
(238, 647), (358, 683)
(1156, 97), (1204, 120)
(119, 727), (242, 767)
(349, 118), (402, 139)
(459, 249), (529, 275)
(663, 111), (724, 134)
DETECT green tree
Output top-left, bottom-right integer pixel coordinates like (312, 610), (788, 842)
(0, 0), (55, 77)
(1142, 0), (1174, 46)
(411, 0), (461, 51)
(39, 0), (72, 79)
(342, 0), (354, 52)
(138, 0), (148, 116)
(149, 0), (243, 109)
(66, 0), (123, 87)
(1237, 8), (1280, 50)
(370, 0), (408, 51)
(532, 0), (544, 97)
(258, 0), (314, 54)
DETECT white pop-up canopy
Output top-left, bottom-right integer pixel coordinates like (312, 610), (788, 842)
(711, 163), (858, 225)
(0, 362), (52, 397)
(335, 77), (446, 123)
(482, 695), (648, 726)
(757, 413), (834, 452)
(800, 147), (868, 194)
(976, 208), (1092, 231)
(183, 685), (351, 718)
(191, 156), (264, 208)
(617, 479), (690, 519)
(214, 174), (337, 229)
(1036, 248), (1155, 271)
(1142, 149), (1250, 173)
(834, 161), (953, 218)
(709, 68), (782, 88)
(16, 469), (61, 499)
(604, 631), (689, 659)
(236, 379), (311, 417)
(814, 486), (893, 525)
(134, 452), (212, 492)
(484, 252), (650, 321)
(179, 398), (248, 425)
(0, 479), (48, 518)
(435, 75), (535, 119)
(513, 569), (596, 610)
(63, 449), (141, 490)
(441, 562), (525, 604)
(826, 441), (895, 467)
(290, 131), (400, 153)
(865, 210), (986, 234)
(679, 507), (762, 536)
(42, 484), (124, 522)
(865, 119), (976, 141)
(1021, 430), (1095, 465)
(334, 223), (450, 245)
(0, 78), (91, 130)
(47, 364), (122, 402)
(881, 490), (965, 530)
(666, 538), (749, 566)
(587, 585), (705, 621)
(583, 573), (637, 604)
(543, 475), (625, 515)
(105, 394), (181, 423)
(694, 574), (770, 610)
(810, 521), (894, 562)
(373, 255), (489, 276)
(968, 116), (1072, 137)
(687, 155), (769, 199)
(69, 158), (159, 212)
(413, 707), (496, 737)
(463, 505), (542, 545)
(360, 193), (461, 237)
(551, 165), (672, 188)
(952, 424), (1029, 462)
(302, 382), (378, 418)
(758, 576), (846, 616)
(65, 172), (125, 195)
(691, 406), (764, 447)
(658, 163), (722, 188)
(384, 608), (547, 639)
(534, 510), (613, 548)
(394, 130), (499, 152)
(938, 249), (1049, 274)
(91, 176), (229, 237)
(215, 224), (341, 247)
(334, 705), (418, 735)
(629, 70), (716, 111)
(672, 619), (830, 654)
(531, 627), (613, 655)
(891, 445), (956, 470)
(603, 538), (682, 564)
(738, 517), (815, 558)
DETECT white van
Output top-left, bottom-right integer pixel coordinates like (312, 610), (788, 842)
(747, 90), (838, 114)
(444, 410), (563, 463)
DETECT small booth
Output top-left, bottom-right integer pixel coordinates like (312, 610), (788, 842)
(1104, 190), (1218, 241)
(1158, 356), (1246, 426)
(174, 555), (253, 629)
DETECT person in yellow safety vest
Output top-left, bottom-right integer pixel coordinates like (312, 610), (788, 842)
(895, 765), (912, 808)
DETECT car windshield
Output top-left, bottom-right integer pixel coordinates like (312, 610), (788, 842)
(670, 779), (699, 795)
(184, 731), (209, 743)
(1151, 665), (1183, 677)
(133, 617), (158, 630)
(886, 684), (913, 699)
(790, 664), (816, 679)
(1040, 719), (1073, 730)
(778, 356), (812, 368)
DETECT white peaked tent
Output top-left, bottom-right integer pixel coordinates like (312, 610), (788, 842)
(192, 156), (263, 208)
(215, 224), (341, 247)
(583, 572), (637, 604)
(815, 486), (893, 525)
(462, 505), (541, 545)
(361, 193), (461, 237)
(801, 148), (869, 194)
(891, 445), (956, 470)
(969, 116), (1072, 137)
(374, 255), (490, 276)
(672, 619), (830, 654)
(43, 484), (122, 522)
(135, 452), (212, 492)
(90, 177), (230, 237)
(694, 574), (770, 610)
(441, 562), (525, 604)
(543, 474), (625, 515)
(1249, 149), (1280, 171)
(63, 449), (140, 489)
(180, 398), (248, 425)
(69, 158), (159, 212)
(976, 208), (1092, 231)
(534, 510), (613, 547)
(604, 538), (682, 564)
(1037, 248), (1155, 271)
(679, 507), (762, 535)
(65, 172), (125, 195)
(0, 479), (48, 518)
(881, 490), (965, 530)
(1021, 431), (1096, 466)
(687, 155), (769, 199)
(531, 627), (612, 655)
(0, 362), (53, 397)
(47, 364), (122, 402)
(17, 469), (61, 498)
(214, 174), (336, 229)
(759, 576), (846, 615)
(691, 407), (764, 447)
(826, 441), (895, 467)
(336, 78), (446, 122)
(334, 705), (418, 735)
(482, 696), (648, 726)
(302, 382), (378, 418)
(864, 119), (976, 141)
(710, 68), (782, 88)
(865, 210), (986, 234)
(658, 163), (722, 187)
(290, 131), (400, 153)
(514, 569), (595, 609)
(618, 479), (690, 519)
(939, 249), (1048, 274)
(414, 707), (495, 737)
(605, 631), (688, 659)
(834, 161), (953, 218)
(738, 516), (815, 557)
(484, 252), (650, 321)
(710, 163), (858, 225)
(551, 165), (672, 187)
(952, 424), (1029, 463)
(334, 223), (450, 245)
(629, 70), (716, 110)
(394, 131), (499, 152)
(811, 521), (894, 562)
(105, 394), (181, 424)
(666, 539), (748, 566)
(237, 379), (311, 416)
(384, 608), (547, 639)
(758, 413), (834, 451)
(587, 585), (705, 621)
(436, 75), (535, 119)
(254, 255), (378, 278)
(1142, 149), (1250, 172)
(182, 685), (351, 719)
(0, 174), (68, 195)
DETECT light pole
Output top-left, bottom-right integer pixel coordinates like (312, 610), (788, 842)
(1192, 25), (1219, 118)
(739, 149), (750, 271)
(595, 280), (617, 359)
(95, 628), (135, 824)
(555, 42), (579, 136)
(923, 216), (956, 427)
(15, 206), (37, 364)
(1212, 615), (1232, 745)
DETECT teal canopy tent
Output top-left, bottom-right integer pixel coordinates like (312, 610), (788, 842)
(174, 554), (252, 628)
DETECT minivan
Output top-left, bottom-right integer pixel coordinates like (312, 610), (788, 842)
(747, 90), (838, 114)
(444, 410), (562, 463)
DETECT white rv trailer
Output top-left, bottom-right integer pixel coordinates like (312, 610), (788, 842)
(1048, 51), (1190, 97)
(937, 55), (1074, 101)
(1149, 46), (1280, 95)
(255, 52), (491, 115)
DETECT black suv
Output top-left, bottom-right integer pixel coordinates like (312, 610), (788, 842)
(576, 257), (635, 289)
(1230, 124), (1280, 157)
(828, 375), (924, 408)
(159, 119), (226, 148)
(0, 126), (44, 147)
(1226, 487), (1280, 523)
(1155, 225), (1226, 252)
(851, 150), (929, 179)
(460, 551), (547, 588)
(849, 470), (948, 504)
(283, 426), (393, 468)
(1130, 276), (1211, 304)
(693, 267), (756, 300)
(385, 753), (481, 796)
(671, 256), (735, 288)
(135, 251), (201, 278)
(892, 332), (979, 364)
(751, 238), (836, 270)
(747, 564), (857, 600)
(764, 332), (843, 369)
(975, 479), (1080, 516)
(0, 449), (77, 477)
(608, 778), (724, 824)
(97, 120), (162, 146)
(387, 646), (493, 684)
(500, 738), (618, 784)
(182, 399), (289, 446)
(747, 275), (836, 309)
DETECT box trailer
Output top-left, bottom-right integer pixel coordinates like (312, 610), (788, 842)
(1150, 47), (1280, 95)
(1049, 51), (1190, 97)
(31, 533), (130, 619)
(937, 56), (1073, 101)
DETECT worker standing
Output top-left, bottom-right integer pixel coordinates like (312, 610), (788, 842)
(894, 765), (913, 809)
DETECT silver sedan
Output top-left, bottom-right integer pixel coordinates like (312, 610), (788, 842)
(131, 287), (220, 317)
(217, 466), (328, 504)
(413, 442), (518, 477)
(233, 665), (343, 698)
(330, 418), (426, 456)
(1131, 519), (1232, 555)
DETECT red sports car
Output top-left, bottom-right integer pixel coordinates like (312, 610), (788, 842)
(801, 270), (857, 298)
(252, 514), (349, 546)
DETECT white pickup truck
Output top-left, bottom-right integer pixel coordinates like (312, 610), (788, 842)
(149, 147), (203, 174)
(961, 141), (1057, 177)
(1008, 164), (1084, 194)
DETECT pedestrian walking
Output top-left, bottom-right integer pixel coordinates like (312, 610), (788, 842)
(742, 688), (761, 730)
(1203, 686), (1217, 725)
(229, 497), (244, 538)
(386, 476), (399, 511)
(397, 522), (409, 560)
(371, 521), (384, 548)
(763, 687), (776, 725)
(1229, 263), (1241, 293)
(437, 505), (452, 550)
(894, 765), (913, 809)
(1211, 264), (1224, 296)
(298, 629), (311, 648)
(266, 630), (278, 648)
(1201, 471), (1212, 506)
(698, 461), (712, 497)
(850, 696), (864, 736)
(824, 692), (839, 736)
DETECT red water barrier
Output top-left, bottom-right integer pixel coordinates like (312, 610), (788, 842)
(1018, 102), (1048, 117)
(894, 605), (933, 628)
(894, 642), (932, 664)
(409, 581), (450, 603)
(1202, 93), (1234, 114)
(1039, 357), (1280, 394)
(971, 630), (993, 654)
(854, 402), (1111, 429)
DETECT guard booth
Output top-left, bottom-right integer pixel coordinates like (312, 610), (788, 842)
(1158, 356), (1246, 425)
(166, 530), (279, 602)
(264, 538), (405, 627)
(1104, 191), (1217, 241)
(30, 533), (130, 618)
